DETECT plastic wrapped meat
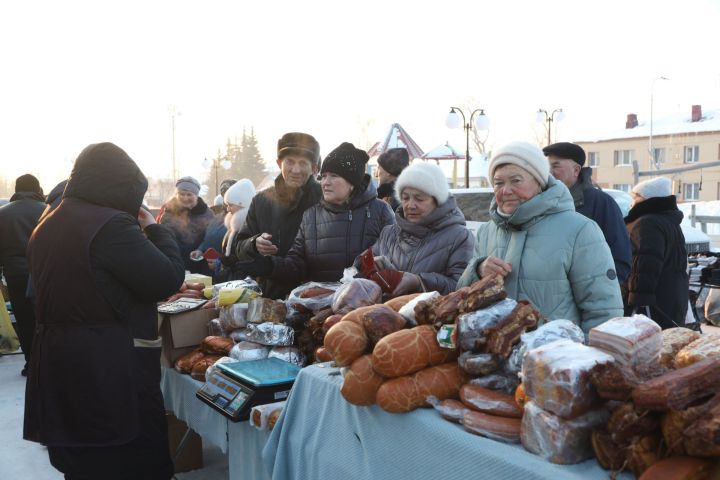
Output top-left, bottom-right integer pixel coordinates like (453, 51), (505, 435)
(211, 278), (262, 297)
(246, 322), (295, 346)
(287, 281), (341, 314)
(208, 318), (225, 337)
(658, 327), (701, 369)
(486, 300), (541, 357)
(427, 396), (470, 423)
(398, 291), (441, 326)
(521, 401), (609, 464)
(469, 373), (520, 396)
(457, 298), (517, 352)
(250, 401), (286, 430)
(174, 349), (205, 373)
(190, 355), (223, 382)
(247, 298), (288, 324)
(331, 279), (382, 315)
(219, 303), (249, 330)
(675, 334), (720, 368)
(458, 351), (501, 376)
(229, 341), (271, 362)
(268, 346), (306, 367)
(588, 315), (662, 368)
(522, 339), (614, 419)
(508, 319), (585, 374)
(200, 336), (235, 355)
(229, 328), (249, 343)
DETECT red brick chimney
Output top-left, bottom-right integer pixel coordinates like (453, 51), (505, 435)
(692, 105), (702, 122)
(626, 113), (638, 129)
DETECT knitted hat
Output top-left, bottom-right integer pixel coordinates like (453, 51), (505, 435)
(277, 132), (321, 165)
(542, 142), (586, 166)
(224, 179), (256, 207)
(632, 176), (672, 199)
(377, 148), (410, 177)
(320, 142), (369, 188)
(395, 162), (449, 204)
(176, 176), (201, 195)
(15, 174), (42, 194)
(489, 141), (550, 188)
(219, 178), (237, 196)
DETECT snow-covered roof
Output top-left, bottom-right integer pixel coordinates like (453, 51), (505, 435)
(575, 108), (720, 143)
(422, 143), (465, 160)
(367, 123), (425, 160)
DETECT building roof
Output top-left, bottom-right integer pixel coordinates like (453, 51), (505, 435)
(367, 123), (425, 160)
(422, 143), (465, 160)
(575, 107), (720, 143)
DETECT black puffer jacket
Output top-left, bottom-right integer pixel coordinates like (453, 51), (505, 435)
(0, 191), (45, 278)
(622, 195), (688, 329)
(158, 196), (214, 273)
(249, 175), (395, 286)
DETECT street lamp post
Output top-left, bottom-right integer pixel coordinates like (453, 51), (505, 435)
(202, 154), (232, 197)
(445, 107), (490, 188)
(649, 76), (669, 170)
(536, 108), (565, 145)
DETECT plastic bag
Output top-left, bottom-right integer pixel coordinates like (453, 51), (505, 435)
(207, 318), (226, 337)
(211, 278), (262, 297)
(588, 314), (662, 368)
(268, 346), (306, 367)
(229, 341), (271, 361)
(705, 288), (720, 326)
(219, 303), (249, 330)
(245, 322), (294, 346)
(247, 298), (287, 324)
(204, 356), (235, 380)
(250, 401), (286, 430)
(229, 328), (249, 343)
(457, 298), (517, 352)
(398, 291), (441, 326)
(286, 282), (341, 315)
(331, 279), (382, 314)
(507, 319), (585, 374)
(0, 291), (20, 354)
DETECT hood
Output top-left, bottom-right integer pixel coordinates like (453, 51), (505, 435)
(321, 174), (377, 212)
(396, 195), (466, 238)
(625, 195), (683, 224)
(46, 180), (68, 206)
(9, 191), (45, 203)
(489, 175), (574, 230)
(63, 142), (147, 216)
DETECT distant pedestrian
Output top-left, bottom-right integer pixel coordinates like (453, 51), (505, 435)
(375, 147), (410, 212)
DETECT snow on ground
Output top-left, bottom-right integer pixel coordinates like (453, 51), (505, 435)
(678, 200), (720, 237)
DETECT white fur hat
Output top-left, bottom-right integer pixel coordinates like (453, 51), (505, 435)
(395, 162), (449, 204)
(224, 179), (256, 207)
(489, 141), (550, 188)
(632, 176), (672, 199)
(213, 194), (224, 207)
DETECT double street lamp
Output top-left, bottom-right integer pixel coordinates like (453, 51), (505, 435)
(202, 155), (232, 197)
(536, 108), (565, 145)
(445, 107), (490, 188)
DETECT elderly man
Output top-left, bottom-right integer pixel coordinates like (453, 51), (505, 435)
(544, 142), (631, 282)
(374, 147), (410, 211)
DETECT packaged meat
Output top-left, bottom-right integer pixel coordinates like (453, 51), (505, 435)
(200, 336), (235, 355)
(433, 287), (470, 325)
(522, 339), (614, 419)
(632, 357), (720, 411)
(324, 320), (368, 367)
(229, 328), (249, 343)
(208, 318), (225, 337)
(398, 291), (441, 326)
(459, 384), (523, 418)
(658, 327), (701, 369)
(287, 281), (341, 314)
(638, 457), (715, 480)
(204, 356), (235, 381)
(245, 322), (294, 347)
(463, 410), (521, 443)
(588, 314), (662, 369)
(268, 346), (306, 367)
(457, 351), (501, 376)
(675, 334), (720, 368)
(588, 361), (636, 401)
(457, 298), (517, 352)
(219, 303), (249, 331)
(521, 401), (609, 465)
(190, 355), (223, 382)
(267, 408), (282, 431)
(384, 293), (422, 312)
(376, 362), (464, 413)
(358, 305), (407, 347)
(331, 279), (382, 315)
(459, 275), (507, 312)
(469, 373), (520, 396)
(211, 278), (262, 298)
(591, 430), (626, 471)
(486, 300), (541, 357)
(607, 402), (660, 446)
(413, 295), (442, 326)
(427, 396), (470, 423)
(372, 325), (457, 378)
(247, 298), (287, 324)
(625, 435), (663, 478)
(229, 341), (271, 362)
(508, 319), (585, 373)
(174, 349), (205, 373)
(250, 401), (286, 430)
(218, 287), (260, 306)
(340, 354), (385, 406)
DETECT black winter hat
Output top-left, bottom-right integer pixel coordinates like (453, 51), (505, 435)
(277, 132), (321, 165)
(320, 142), (369, 188)
(15, 174), (43, 195)
(377, 148), (410, 177)
(542, 142), (586, 167)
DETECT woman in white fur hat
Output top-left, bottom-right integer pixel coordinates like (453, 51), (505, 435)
(457, 141), (623, 333)
(623, 176), (688, 329)
(211, 179), (256, 281)
(358, 161), (474, 295)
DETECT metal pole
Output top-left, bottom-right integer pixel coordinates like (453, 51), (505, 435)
(464, 121), (470, 189)
(546, 116), (552, 145)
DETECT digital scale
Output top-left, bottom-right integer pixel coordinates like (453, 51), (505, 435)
(196, 357), (301, 422)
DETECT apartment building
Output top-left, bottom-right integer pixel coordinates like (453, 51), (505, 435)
(575, 105), (720, 202)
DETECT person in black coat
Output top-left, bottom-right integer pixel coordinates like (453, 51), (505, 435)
(25, 142), (185, 479)
(375, 147), (410, 212)
(544, 142), (632, 282)
(0, 174), (46, 375)
(622, 176), (689, 329)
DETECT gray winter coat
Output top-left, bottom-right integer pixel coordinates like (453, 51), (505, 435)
(367, 196), (474, 294)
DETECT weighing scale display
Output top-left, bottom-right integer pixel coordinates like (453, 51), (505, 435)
(198, 371), (252, 416)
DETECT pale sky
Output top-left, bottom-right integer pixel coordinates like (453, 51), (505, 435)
(1, 0), (719, 193)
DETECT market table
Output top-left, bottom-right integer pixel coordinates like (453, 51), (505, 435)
(161, 368), (272, 480)
(262, 363), (632, 480)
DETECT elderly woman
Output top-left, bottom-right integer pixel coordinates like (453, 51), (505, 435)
(361, 162), (474, 295)
(457, 141), (623, 333)
(158, 176), (214, 273)
(242, 142), (394, 287)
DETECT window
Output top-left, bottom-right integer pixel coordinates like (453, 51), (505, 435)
(652, 147), (665, 165)
(684, 183), (700, 201)
(684, 145), (700, 163)
(613, 150), (632, 166)
(588, 152), (599, 168)
(613, 183), (632, 193)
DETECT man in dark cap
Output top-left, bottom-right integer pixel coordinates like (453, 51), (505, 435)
(375, 147), (410, 211)
(0, 174), (45, 375)
(544, 142), (631, 282)
(234, 132), (323, 299)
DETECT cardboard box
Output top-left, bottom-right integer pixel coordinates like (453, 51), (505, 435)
(166, 412), (203, 473)
(159, 307), (219, 368)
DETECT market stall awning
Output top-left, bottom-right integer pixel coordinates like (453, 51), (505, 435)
(367, 123), (424, 160)
(421, 143), (465, 161)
